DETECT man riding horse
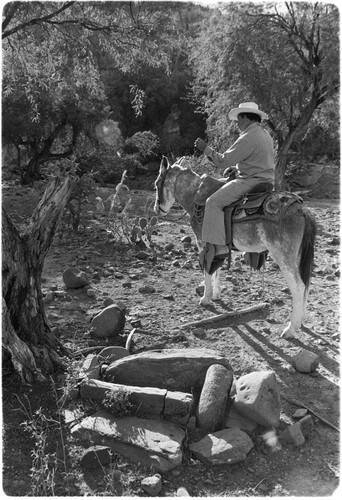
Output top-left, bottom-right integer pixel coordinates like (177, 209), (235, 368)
(194, 102), (274, 274)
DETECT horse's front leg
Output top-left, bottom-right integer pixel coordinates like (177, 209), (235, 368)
(199, 271), (213, 306)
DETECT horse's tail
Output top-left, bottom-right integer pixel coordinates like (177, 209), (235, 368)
(299, 208), (317, 290)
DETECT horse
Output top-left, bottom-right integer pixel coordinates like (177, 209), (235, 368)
(154, 156), (317, 339)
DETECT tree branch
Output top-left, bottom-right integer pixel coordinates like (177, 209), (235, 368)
(2, 2), (21, 33)
(2, 1), (75, 39)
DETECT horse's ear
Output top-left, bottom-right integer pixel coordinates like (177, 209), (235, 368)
(160, 156), (169, 171)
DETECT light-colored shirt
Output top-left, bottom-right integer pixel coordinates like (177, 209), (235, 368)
(203, 123), (275, 182)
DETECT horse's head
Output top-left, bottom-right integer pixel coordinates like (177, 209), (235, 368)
(154, 156), (177, 216)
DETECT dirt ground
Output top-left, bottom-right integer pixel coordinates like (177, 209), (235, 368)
(2, 177), (340, 497)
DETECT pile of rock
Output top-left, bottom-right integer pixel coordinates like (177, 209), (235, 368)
(68, 346), (314, 479)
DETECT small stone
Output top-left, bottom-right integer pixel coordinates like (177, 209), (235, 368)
(103, 297), (115, 307)
(177, 487), (190, 496)
(138, 285), (156, 294)
(141, 475), (162, 496)
(81, 354), (100, 379)
(189, 427), (254, 465)
(90, 304), (125, 338)
(290, 349), (320, 373)
(193, 328), (206, 338)
(136, 251), (149, 260)
(122, 281), (132, 288)
(330, 237), (340, 245)
(293, 408), (308, 419)
(181, 236), (192, 243)
(86, 289), (97, 298)
(80, 446), (111, 469)
(279, 415), (314, 446)
(63, 267), (89, 289)
(162, 294), (175, 301)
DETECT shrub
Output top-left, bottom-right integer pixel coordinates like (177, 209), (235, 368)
(122, 131), (160, 162)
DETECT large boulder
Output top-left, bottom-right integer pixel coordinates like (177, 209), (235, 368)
(71, 411), (185, 472)
(189, 427), (254, 465)
(197, 364), (233, 433)
(90, 304), (125, 339)
(234, 371), (281, 428)
(103, 348), (232, 392)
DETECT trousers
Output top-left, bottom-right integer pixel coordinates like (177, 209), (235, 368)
(201, 177), (263, 245)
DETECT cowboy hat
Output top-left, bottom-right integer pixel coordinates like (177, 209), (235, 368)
(228, 102), (268, 121)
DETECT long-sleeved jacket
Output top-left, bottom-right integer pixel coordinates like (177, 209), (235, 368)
(203, 123), (275, 182)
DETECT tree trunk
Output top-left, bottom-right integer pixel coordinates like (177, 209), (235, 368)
(2, 175), (75, 384)
(22, 155), (42, 185)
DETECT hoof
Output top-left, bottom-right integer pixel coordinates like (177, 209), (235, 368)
(199, 297), (211, 306)
(281, 323), (296, 339)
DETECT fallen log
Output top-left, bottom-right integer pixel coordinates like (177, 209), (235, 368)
(181, 303), (270, 329)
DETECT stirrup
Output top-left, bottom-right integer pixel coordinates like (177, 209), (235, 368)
(198, 243), (215, 273)
(209, 255), (227, 275)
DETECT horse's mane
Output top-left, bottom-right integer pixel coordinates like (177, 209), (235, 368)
(173, 157), (200, 178)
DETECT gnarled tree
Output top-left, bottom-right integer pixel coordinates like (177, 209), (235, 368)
(2, 176), (75, 383)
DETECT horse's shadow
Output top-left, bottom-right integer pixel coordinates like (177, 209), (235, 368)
(235, 323), (339, 379)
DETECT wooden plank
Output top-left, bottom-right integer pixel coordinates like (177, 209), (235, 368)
(181, 303), (270, 329)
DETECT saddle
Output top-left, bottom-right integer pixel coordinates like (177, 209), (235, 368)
(194, 174), (298, 273)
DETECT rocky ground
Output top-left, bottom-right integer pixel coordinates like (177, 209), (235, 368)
(2, 170), (340, 497)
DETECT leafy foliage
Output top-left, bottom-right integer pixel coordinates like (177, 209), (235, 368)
(123, 130), (159, 160)
(2, 1), (185, 183)
(189, 2), (339, 185)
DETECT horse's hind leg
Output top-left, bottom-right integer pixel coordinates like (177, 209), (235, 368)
(277, 263), (306, 339)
